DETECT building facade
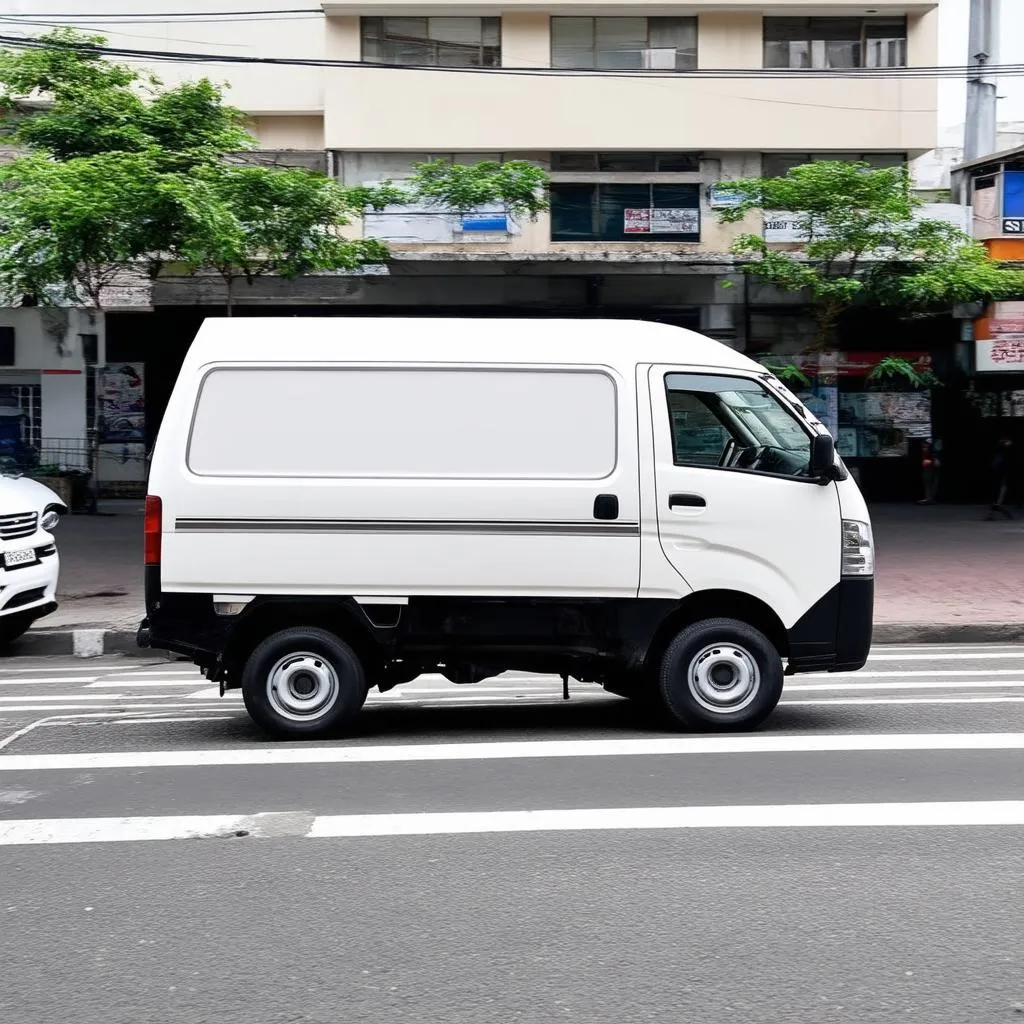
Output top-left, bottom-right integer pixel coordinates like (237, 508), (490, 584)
(1, 0), (941, 495)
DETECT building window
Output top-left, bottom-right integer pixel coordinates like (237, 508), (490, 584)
(551, 17), (697, 71)
(551, 152), (700, 173)
(361, 17), (501, 67)
(762, 152), (907, 178)
(763, 17), (907, 69)
(551, 183), (700, 242)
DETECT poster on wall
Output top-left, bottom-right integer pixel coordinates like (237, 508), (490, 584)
(97, 363), (145, 443)
(623, 208), (700, 235)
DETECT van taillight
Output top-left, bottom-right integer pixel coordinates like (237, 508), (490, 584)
(144, 495), (162, 566)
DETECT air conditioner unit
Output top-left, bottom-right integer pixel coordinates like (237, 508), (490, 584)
(642, 47), (677, 70)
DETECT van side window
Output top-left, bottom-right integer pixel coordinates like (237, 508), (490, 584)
(665, 373), (814, 479)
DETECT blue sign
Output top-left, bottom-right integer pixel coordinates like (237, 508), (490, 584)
(461, 214), (508, 232)
(708, 184), (745, 210)
(1003, 170), (1024, 217)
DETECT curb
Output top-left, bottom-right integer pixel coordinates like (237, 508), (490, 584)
(872, 622), (1024, 645)
(8, 628), (159, 659)
(3, 622), (1023, 659)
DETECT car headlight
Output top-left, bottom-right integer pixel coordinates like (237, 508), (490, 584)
(41, 504), (65, 531)
(841, 519), (874, 577)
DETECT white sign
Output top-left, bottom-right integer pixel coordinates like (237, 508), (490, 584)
(763, 203), (972, 243)
(623, 208), (700, 235)
(977, 334), (1024, 372)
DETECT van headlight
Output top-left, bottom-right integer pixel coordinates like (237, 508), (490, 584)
(41, 504), (66, 531)
(841, 519), (874, 577)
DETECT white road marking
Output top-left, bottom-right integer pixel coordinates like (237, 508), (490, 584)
(787, 680), (1024, 692)
(822, 669), (1024, 679)
(87, 681), (218, 688)
(113, 716), (234, 725)
(0, 678), (97, 687)
(0, 667), (108, 675)
(0, 702), (233, 714)
(307, 801), (1024, 838)
(3, 732), (1023, 772)
(0, 694), (207, 703)
(781, 697), (1024, 706)
(1, 801), (1023, 845)
(865, 652), (1024, 662)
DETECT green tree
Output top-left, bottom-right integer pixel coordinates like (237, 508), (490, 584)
(164, 165), (390, 315)
(718, 161), (1024, 352)
(0, 30), (549, 320)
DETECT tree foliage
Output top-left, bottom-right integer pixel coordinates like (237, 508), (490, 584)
(718, 161), (1024, 346)
(0, 30), (550, 313)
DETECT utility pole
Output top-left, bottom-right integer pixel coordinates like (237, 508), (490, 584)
(964, 0), (999, 162)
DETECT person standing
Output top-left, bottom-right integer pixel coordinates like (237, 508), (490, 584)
(918, 438), (940, 505)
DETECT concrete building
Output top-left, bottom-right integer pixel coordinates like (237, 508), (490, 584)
(1, 1), (941, 494)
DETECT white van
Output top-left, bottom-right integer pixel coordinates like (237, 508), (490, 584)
(139, 318), (873, 738)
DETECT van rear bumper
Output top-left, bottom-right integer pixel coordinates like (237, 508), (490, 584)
(786, 578), (874, 675)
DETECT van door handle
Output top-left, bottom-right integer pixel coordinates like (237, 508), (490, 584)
(669, 493), (707, 509)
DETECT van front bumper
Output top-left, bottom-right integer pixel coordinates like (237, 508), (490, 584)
(786, 578), (874, 675)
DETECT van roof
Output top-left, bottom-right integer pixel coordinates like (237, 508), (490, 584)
(186, 318), (762, 374)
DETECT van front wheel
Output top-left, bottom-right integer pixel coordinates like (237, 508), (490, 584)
(242, 627), (367, 739)
(658, 618), (783, 731)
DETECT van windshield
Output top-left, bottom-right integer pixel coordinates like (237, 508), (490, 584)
(665, 373), (815, 478)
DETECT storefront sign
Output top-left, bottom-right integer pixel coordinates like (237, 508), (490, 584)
(977, 335), (1024, 372)
(460, 213), (508, 233)
(977, 300), (1024, 371)
(764, 204), (971, 243)
(1002, 170), (1024, 237)
(624, 208), (700, 235)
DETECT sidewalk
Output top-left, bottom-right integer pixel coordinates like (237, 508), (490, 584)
(20, 499), (1024, 653)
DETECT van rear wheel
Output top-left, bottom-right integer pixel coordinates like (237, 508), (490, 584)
(657, 618), (783, 731)
(242, 627), (367, 739)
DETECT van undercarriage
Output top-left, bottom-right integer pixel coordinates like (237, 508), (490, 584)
(140, 577), (873, 694)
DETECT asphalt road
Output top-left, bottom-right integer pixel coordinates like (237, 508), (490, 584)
(1, 644), (1022, 1024)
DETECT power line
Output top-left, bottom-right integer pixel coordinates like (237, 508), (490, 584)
(3, 32), (1024, 80)
(0, 8), (320, 18)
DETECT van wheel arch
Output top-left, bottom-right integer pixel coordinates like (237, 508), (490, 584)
(643, 590), (788, 675)
(223, 598), (385, 689)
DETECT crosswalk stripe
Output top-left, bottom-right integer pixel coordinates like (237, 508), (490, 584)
(864, 652), (1024, 661)
(0, 678), (97, 687)
(2, 732), (1022, 772)
(1, 800), (1023, 846)
(786, 680), (1024, 691)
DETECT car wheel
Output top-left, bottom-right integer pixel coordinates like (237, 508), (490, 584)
(242, 627), (367, 739)
(658, 618), (783, 731)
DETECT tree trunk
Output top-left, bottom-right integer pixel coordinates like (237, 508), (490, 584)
(224, 274), (234, 317)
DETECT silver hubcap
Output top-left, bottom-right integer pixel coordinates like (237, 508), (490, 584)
(266, 652), (340, 722)
(687, 642), (760, 714)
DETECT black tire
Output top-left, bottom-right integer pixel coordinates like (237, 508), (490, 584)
(0, 612), (34, 647)
(241, 627), (367, 739)
(657, 618), (783, 731)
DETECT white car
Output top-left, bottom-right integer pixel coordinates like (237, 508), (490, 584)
(0, 472), (64, 645)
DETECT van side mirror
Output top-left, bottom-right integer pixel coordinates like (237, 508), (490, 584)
(809, 434), (837, 482)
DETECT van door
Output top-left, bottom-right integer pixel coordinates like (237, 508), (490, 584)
(647, 366), (840, 629)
